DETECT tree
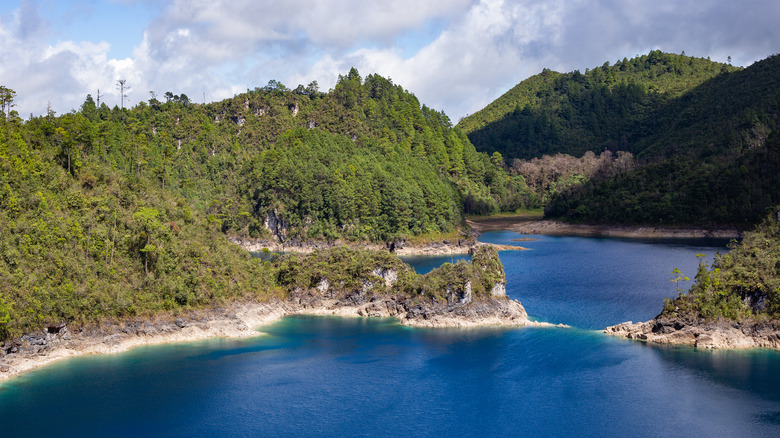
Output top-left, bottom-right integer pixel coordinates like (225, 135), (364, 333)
(0, 86), (16, 119)
(491, 151), (504, 168)
(55, 125), (75, 174)
(117, 79), (130, 109)
(263, 80), (289, 94)
(133, 207), (161, 275)
(81, 94), (97, 121)
(670, 267), (689, 295)
(149, 91), (161, 107)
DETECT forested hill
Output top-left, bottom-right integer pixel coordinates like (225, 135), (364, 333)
(0, 69), (531, 339)
(2, 69), (527, 246)
(545, 53), (780, 226)
(173, 69), (529, 233)
(459, 51), (780, 227)
(458, 51), (738, 160)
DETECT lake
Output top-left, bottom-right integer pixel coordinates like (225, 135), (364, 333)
(2, 231), (779, 437)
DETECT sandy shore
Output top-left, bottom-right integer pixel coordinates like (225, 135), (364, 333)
(467, 218), (743, 239)
(0, 298), (551, 383)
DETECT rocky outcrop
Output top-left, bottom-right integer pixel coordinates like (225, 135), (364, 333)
(286, 285), (528, 328)
(371, 268), (398, 288)
(262, 210), (289, 241)
(605, 317), (780, 349)
(490, 282), (507, 296)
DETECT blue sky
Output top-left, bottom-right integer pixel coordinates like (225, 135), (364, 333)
(2, 0), (779, 119)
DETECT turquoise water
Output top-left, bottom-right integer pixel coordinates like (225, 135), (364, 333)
(3, 232), (780, 437)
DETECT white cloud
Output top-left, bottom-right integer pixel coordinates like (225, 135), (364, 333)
(1, 0), (779, 119)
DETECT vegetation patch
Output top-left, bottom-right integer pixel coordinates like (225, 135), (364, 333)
(661, 209), (780, 322)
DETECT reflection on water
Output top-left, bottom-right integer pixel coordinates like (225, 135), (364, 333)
(398, 253), (471, 274)
(647, 342), (780, 402)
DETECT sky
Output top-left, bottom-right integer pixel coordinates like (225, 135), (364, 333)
(1, 0), (778, 121)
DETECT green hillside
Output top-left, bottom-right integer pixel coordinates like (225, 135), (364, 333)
(461, 51), (780, 327)
(0, 116), (278, 340)
(0, 70), (529, 340)
(545, 54), (780, 226)
(660, 208), (780, 322)
(459, 51), (780, 227)
(459, 51), (738, 160)
(121, 69), (527, 237)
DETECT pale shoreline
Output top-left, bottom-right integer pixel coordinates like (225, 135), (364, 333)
(467, 218), (743, 239)
(230, 236), (528, 255)
(1, 298), (550, 383)
(0, 241), (533, 383)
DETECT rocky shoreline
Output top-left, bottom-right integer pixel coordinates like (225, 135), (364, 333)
(467, 218), (743, 239)
(229, 236), (527, 255)
(605, 317), (780, 349)
(0, 295), (539, 382)
(1, 243), (539, 382)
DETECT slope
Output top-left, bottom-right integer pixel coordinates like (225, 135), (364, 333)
(459, 50), (738, 161)
(545, 54), (780, 226)
(72, 69), (529, 243)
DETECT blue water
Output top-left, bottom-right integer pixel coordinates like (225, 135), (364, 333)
(3, 232), (779, 437)
(399, 253), (472, 274)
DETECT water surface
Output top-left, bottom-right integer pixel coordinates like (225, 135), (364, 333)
(2, 232), (777, 437)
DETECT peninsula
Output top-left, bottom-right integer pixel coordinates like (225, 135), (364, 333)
(0, 246), (536, 381)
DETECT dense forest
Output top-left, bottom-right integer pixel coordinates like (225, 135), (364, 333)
(0, 109), (275, 340)
(459, 51), (739, 161)
(0, 70), (527, 340)
(460, 51), (780, 227)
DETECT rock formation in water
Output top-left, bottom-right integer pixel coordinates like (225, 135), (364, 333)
(605, 317), (780, 349)
(280, 245), (529, 327)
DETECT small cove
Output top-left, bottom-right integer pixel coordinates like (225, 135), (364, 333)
(2, 231), (779, 437)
